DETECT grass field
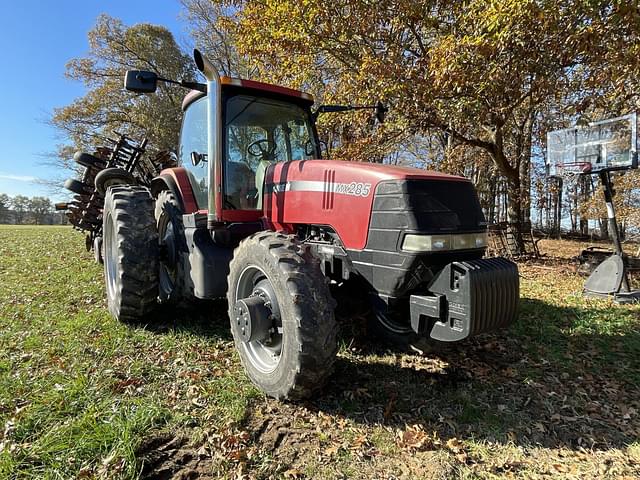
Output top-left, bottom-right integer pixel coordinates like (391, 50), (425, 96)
(0, 225), (639, 479)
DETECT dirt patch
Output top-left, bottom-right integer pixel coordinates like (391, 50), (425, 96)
(245, 401), (318, 464)
(237, 390), (462, 479)
(137, 433), (213, 480)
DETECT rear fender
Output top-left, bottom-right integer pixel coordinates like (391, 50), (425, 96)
(151, 168), (199, 213)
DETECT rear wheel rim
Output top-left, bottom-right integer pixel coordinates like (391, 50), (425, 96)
(104, 213), (118, 301)
(158, 212), (177, 298)
(235, 265), (282, 374)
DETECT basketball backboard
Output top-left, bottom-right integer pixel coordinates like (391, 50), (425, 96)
(546, 113), (637, 177)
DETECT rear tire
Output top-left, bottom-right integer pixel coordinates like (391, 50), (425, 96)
(95, 168), (136, 195)
(102, 185), (159, 322)
(227, 232), (338, 400)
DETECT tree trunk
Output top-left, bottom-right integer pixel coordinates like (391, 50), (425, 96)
(519, 158), (531, 225)
(519, 117), (533, 226)
(505, 176), (526, 253)
(556, 178), (563, 239)
(545, 183), (551, 230)
(487, 173), (497, 224)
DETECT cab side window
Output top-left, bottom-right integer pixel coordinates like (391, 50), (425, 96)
(224, 95), (315, 210)
(178, 96), (208, 209)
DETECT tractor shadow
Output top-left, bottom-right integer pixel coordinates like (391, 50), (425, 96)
(132, 292), (640, 451)
(308, 297), (640, 450)
(136, 299), (233, 341)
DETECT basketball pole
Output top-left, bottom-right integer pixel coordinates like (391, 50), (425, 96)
(598, 169), (631, 292)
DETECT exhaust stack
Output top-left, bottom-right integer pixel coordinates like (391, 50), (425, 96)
(194, 49), (218, 83)
(193, 49), (223, 224)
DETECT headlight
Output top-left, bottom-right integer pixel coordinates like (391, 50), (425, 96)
(402, 232), (488, 252)
(402, 234), (451, 252)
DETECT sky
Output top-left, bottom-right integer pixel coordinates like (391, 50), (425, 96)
(0, 1), (188, 201)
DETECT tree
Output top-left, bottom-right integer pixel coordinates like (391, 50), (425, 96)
(50, 14), (195, 168)
(183, 0), (409, 164)
(11, 195), (29, 224)
(181, 0), (253, 77)
(218, 0), (640, 252)
(0, 194), (9, 223)
(29, 197), (53, 225)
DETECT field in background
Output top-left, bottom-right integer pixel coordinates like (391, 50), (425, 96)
(0, 225), (639, 479)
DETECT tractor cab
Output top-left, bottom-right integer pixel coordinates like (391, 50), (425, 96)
(177, 80), (319, 219)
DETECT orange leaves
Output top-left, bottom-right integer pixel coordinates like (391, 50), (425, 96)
(397, 425), (441, 452)
(283, 467), (304, 478)
(396, 426), (477, 466)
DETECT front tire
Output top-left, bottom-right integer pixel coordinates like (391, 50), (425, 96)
(103, 185), (159, 322)
(367, 290), (426, 350)
(227, 232), (338, 400)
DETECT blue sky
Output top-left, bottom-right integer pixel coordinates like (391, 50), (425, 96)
(0, 1), (188, 201)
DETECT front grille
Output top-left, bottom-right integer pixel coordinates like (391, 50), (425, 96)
(372, 179), (485, 231)
(366, 179), (487, 251)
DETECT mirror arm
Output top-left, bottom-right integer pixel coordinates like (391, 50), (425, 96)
(180, 81), (207, 93)
(312, 103), (388, 120)
(157, 76), (207, 93)
(312, 105), (352, 120)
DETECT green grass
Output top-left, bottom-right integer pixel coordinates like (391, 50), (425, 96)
(0, 225), (256, 478)
(1, 225), (639, 479)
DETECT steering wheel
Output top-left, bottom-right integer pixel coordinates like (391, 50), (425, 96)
(304, 139), (317, 157)
(247, 139), (277, 159)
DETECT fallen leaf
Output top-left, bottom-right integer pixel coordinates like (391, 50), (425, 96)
(398, 425), (439, 451)
(351, 434), (368, 450)
(283, 468), (303, 478)
(553, 463), (569, 473)
(323, 443), (340, 457)
(446, 437), (464, 453)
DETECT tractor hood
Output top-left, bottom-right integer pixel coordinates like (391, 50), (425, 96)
(263, 159), (480, 250)
(279, 159), (469, 183)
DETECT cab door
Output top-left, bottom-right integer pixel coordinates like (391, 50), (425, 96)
(178, 96), (209, 210)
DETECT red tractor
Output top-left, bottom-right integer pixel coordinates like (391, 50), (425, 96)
(95, 50), (519, 400)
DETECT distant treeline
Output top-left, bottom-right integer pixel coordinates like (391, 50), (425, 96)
(0, 193), (67, 225)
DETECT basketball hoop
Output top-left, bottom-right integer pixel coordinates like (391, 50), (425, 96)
(545, 112), (639, 303)
(554, 161), (592, 178)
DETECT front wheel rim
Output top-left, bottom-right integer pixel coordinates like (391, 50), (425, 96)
(235, 265), (283, 374)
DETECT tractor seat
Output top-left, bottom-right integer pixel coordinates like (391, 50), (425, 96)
(184, 169), (208, 209)
(226, 161), (257, 209)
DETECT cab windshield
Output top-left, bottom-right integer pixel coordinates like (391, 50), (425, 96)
(224, 95), (317, 210)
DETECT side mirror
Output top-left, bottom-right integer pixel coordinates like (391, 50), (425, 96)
(191, 151), (207, 166)
(124, 70), (158, 93)
(375, 101), (388, 124)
